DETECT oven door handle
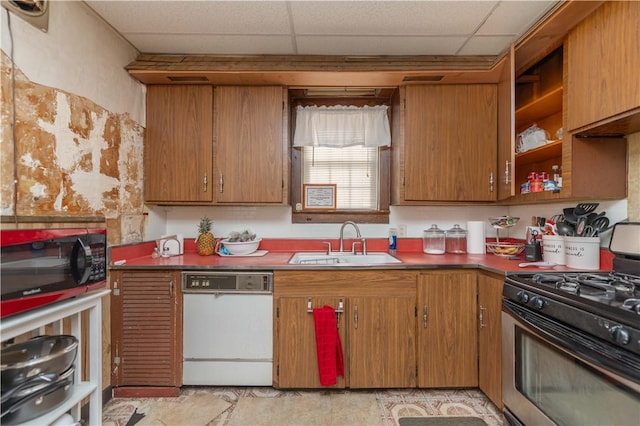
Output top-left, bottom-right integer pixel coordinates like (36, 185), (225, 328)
(503, 299), (640, 384)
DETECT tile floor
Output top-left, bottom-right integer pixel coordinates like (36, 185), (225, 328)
(102, 387), (504, 426)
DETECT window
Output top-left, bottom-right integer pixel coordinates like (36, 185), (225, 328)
(303, 146), (379, 210)
(291, 103), (391, 223)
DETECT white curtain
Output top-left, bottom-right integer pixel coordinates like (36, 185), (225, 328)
(293, 105), (391, 148)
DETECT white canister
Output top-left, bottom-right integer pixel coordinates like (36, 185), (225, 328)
(564, 236), (600, 270)
(542, 235), (565, 265)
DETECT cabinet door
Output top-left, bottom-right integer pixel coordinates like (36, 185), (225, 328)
(497, 46), (516, 201)
(276, 296), (346, 388)
(111, 270), (182, 388)
(404, 85), (497, 201)
(566, 1), (640, 131)
(214, 86), (285, 203)
(417, 271), (478, 387)
(349, 296), (416, 388)
(145, 86), (213, 203)
(478, 273), (503, 409)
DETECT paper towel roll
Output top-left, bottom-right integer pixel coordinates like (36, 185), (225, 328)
(467, 221), (486, 254)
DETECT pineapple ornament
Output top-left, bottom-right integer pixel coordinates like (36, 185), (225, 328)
(196, 217), (215, 256)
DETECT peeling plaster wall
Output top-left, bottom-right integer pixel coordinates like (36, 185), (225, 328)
(1, 2), (145, 243)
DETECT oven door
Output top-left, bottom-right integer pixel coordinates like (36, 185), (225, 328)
(502, 300), (640, 426)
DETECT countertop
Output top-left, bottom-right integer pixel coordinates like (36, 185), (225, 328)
(109, 238), (613, 276)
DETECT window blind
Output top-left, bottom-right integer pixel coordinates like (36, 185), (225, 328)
(302, 146), (379, 210)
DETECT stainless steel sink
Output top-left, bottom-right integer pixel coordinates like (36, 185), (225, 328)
(288, 252), (402, 266)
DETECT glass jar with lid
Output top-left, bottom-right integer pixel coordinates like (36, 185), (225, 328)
(446, 224), (467, 254)
(423, 224), (445, 254)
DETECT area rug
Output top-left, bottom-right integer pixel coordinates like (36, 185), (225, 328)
(399, 417), (488, 426)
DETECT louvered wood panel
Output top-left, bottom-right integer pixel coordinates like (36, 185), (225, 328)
(113, 270), (181, 387)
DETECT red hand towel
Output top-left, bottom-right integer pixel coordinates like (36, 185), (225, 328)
(313, 305), (344, 386)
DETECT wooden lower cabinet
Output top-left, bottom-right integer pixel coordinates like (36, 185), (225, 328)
(349, 295), (416, 388)
(417, 270), (478, 388)
(276, 296), (347, 388)
(110, 270), (182, 396)
(273, 270), (417, 389)
(477, 272), (504, 409)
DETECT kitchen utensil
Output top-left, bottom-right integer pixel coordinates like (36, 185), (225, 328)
(576, 215), (589, 236)
(585, 216), (610, 237)
(0, 366), (74, 425)
(1, 336), (78, 389)
(574, 202), (599, 216)
(518, 261), (557, 268)
(0, 372), (58, 404)
(563, 208), (578, 224)
(556, 221), (575, 236)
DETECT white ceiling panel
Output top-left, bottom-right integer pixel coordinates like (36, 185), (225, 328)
(289, 1), (497, 35)
(87, 1), (292, 34)
(128, 34), (295, 55)
(457, 35), (516, 55)
(477, 0), (556, 35)
(296, 35), (468, 56)
(84, 0), (559, 57)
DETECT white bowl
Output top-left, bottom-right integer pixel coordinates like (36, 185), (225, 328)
(221, 238), (261, 255)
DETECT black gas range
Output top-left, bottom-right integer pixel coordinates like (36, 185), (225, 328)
(504, 222), (640, 357)
(502, 222), (640, 426)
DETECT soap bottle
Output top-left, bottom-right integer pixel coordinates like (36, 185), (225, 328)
(389, 228), (398, 255)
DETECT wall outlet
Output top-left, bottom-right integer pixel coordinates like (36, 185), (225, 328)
(398, 224), (407, 237)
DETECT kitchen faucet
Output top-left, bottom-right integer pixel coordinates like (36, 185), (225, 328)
(338, 221), (367, 255)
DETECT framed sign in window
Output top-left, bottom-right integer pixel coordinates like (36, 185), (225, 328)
(303, 184), (337, 210)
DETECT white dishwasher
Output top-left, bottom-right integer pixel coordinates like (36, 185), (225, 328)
(182, 271), (273, 386)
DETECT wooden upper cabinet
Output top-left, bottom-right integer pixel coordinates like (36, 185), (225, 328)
(566, 1), (640, 132)
(145, 85), (213, 203)
(497, 46), (516, 201)
(403, 85), (497, 202)
(214, 86), (287, 203)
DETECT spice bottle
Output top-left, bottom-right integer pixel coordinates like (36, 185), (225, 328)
(445, 224), (467, 254)
(423, 225), (445, 254)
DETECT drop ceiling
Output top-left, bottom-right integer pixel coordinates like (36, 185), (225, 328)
(86, 0), (557, 57)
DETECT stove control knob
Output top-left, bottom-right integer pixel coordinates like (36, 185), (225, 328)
(609, 325), (630, 345)
(516, 291), (529, 303)
(531, 296), (545, 310)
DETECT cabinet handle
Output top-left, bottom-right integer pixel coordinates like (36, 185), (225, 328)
(489, 172), (495, 192)
(203, 173), (208, 192)
(479, 306), (486, 328)
(504, 160), (511, 184)
(219, 173), (224, 193)
(423, 306), (428, 328)
(169, 280), (173, 297)
(354, 305), (358, 329)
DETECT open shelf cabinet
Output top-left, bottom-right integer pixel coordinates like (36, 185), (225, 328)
(1, 289), (109, 426)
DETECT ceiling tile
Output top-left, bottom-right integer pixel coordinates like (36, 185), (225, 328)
(477, 1), (556, 35)
(457, 35), (516, 55)
(289, 1), (498, 35)
(87, 0), (291, 34)
(296, 36), (467, 56)
(126, 34), (295, 55)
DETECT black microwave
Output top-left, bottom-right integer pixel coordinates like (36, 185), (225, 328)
(0, 228), (107, 318)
